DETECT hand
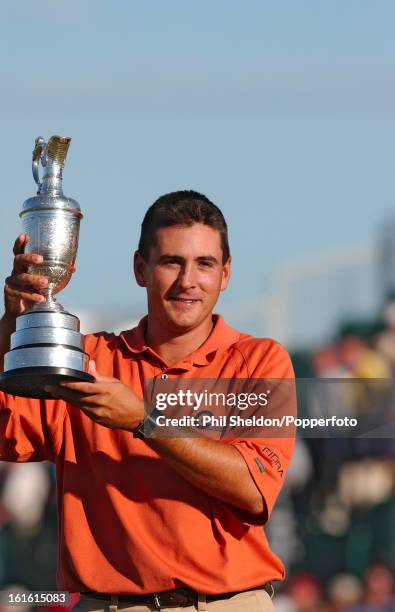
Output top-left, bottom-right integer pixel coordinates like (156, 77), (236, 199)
(4, 234), (47, 317)
(45, 361), (145, 432)
(3, 234), (77, 319)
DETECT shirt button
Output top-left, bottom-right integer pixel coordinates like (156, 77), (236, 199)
(161, 373), (169, 380)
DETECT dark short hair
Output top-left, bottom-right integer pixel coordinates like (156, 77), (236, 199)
(138, 190), (230, 264)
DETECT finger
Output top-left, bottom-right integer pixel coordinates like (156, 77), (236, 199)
(88, 360), (98, 380)
(13, 253), (44, 274)
(4, 284), (46, 303)
(87, 360), (111, 383)
(57, 380), (108, 394)
(6, 273), (48, 290)
(12, 234), (28, 256)
(44, 385), (102, 407)
(61, 364), (115, 388)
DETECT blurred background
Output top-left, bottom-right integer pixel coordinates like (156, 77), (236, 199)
(0, 1), (394, 610)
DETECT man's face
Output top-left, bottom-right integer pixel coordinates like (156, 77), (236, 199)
(134, 223), (231, 333)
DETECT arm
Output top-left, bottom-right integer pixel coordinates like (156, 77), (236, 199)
(146, 436), (264, 515)
(0, 313), (16, 370)
(0, 234), (64, 462)
(45, 364), (264, 515)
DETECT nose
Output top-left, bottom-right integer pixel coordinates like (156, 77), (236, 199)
(177, 263), (197, 290)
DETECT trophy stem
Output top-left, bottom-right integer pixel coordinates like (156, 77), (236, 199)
(33, 287), (64, 313)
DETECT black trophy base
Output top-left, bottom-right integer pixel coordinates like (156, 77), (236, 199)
(0, 367), (95, 399)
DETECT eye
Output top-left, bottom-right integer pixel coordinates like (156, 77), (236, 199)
(198, 260), (215, 268)
(162, 258), (181, 267)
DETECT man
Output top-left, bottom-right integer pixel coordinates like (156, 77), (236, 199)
(0, 191), (294, 611)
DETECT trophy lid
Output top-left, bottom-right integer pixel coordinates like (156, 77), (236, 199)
(20, 135), (82, 216)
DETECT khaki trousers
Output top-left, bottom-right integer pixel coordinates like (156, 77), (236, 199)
(74, 589), (275, 612)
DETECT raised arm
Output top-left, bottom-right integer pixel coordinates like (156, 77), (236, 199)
(0, 235), (66, 462)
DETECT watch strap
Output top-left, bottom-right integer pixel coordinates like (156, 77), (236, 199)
(133, 408), (161, 439)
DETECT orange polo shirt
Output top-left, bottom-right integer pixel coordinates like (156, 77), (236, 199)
(0, 315), (294, 594)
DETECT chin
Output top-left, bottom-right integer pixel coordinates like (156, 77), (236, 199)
(170, 317), (200, 330)
(165, 311), (203, 331)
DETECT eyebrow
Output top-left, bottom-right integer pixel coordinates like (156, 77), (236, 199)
(158, 254), (219, 264)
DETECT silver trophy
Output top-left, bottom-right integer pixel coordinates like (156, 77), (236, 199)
(0, 136), (94, 399)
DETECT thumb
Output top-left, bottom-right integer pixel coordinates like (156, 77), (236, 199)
(88, 359), (106, 381)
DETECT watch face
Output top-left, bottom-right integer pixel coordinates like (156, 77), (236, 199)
(133, 410), (159, 440)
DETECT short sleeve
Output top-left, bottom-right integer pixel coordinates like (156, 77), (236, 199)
(229, 437), (294, 523)
(0, 331), (116, 463)
(0, 392), (66, 463)
(225, 338), (296, 524)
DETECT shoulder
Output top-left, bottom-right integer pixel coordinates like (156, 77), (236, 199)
(83, 331), (132, 377)
(231, 333), (294, 379)
(83, 331), (119, 357)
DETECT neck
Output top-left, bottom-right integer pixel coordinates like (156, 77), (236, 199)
(145, 316), (214, 367)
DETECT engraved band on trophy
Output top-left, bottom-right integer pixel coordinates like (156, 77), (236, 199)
(0, 135), (94, 399)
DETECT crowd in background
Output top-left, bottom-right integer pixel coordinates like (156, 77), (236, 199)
(273, 300), (395, 611)
(0, 303), (395, 611)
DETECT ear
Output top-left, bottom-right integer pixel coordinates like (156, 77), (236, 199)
(220, 256), (231, 292)
(133, 251), (147, 287)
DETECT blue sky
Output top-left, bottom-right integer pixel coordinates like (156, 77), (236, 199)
(1, 1), (394, 322)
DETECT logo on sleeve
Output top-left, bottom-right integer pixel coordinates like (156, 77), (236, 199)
(262, 447), (284, 478)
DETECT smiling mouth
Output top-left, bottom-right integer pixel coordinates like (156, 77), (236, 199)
(169, 297), (200, 304)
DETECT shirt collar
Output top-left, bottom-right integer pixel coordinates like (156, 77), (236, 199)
(120, 314), (240, 366)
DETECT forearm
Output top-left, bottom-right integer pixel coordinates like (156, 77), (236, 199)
(45, 375), (262, 516)
(146, 435), (264, 515)
(0, 313), (16, 370)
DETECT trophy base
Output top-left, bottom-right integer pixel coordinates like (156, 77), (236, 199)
(0, 366), (95, 400)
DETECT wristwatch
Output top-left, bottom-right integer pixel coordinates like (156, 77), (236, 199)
(133, 408), (162, 440)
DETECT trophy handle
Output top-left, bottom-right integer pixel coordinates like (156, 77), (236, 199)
(32, 137), (46, 189)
